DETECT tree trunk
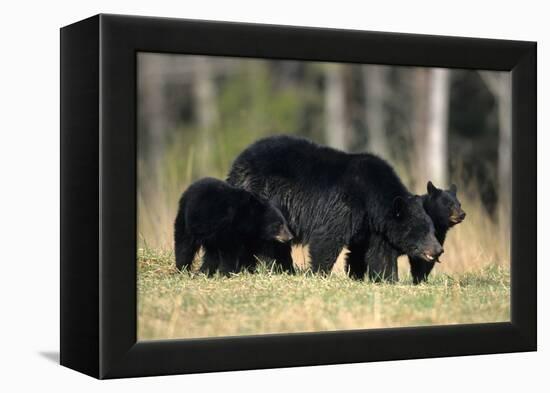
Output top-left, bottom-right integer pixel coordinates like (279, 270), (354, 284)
(479, 71), (512, 227)
(497, 75), (512, 224)
(138, 54), (169, 173)
(412, 69), (429, 191)
(194, 57), (218, 130)
(324, 64), (348, 151)
(412, 68), (450, 190)
(364, 65), (389, 158)
(426, 68), (450, 187)
(193, 57), (219, 175)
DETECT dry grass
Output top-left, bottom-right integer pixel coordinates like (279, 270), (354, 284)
(137, 248), (509, 341)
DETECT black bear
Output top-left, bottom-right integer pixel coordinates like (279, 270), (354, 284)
(409, 181), (466, 284)
(174, 177), (294, 275)
(227, 135), (443, 281)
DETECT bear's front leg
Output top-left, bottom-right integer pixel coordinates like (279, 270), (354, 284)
(237, 250), (258, 273)
(255, 241), (295, 274)
(217, 250), (241, 276)
(409, 257), (435, 284)
(200, 247), (221, 276)
(365, 235), (399, 283)
(268, 241), (295, 274)
(345, 242), (367, 280)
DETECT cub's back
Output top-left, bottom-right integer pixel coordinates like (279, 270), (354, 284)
(181, 178), (247, 230)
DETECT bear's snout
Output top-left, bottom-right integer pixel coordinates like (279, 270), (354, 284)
(275, 226), (294, 243)
(421, 244), (444, 263)
(450, 209), (466, 224)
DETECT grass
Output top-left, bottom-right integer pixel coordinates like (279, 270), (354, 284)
(137, 247), (510, 341)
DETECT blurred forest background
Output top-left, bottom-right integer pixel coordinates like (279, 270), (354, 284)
(137, 53), (511, 274)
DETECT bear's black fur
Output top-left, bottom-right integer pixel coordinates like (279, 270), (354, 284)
(409, 182), (466, 284)
(227, 135), (443, 281)
(174, 177), (293, 275)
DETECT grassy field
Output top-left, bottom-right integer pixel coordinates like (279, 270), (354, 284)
(137, 247), (510, 341)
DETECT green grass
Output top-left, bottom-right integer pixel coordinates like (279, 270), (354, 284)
(137, 248), (510, 340)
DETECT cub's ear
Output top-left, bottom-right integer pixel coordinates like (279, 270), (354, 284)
(450, 184), (458, 195)
(243, 192), (263, 211)
(427, 181), (441, 196)
(393, 196), (407, 218)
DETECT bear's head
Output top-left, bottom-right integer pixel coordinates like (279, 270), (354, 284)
(387, 195), (444, 263)
(425, 181), (466, 228)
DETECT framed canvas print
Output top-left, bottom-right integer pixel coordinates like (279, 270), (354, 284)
(60, 14), (536, 379)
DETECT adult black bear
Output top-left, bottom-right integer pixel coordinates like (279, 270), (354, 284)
(227, 135), (443, 281)
(174, 178), (293, 275)
(409, 182), (466, 284)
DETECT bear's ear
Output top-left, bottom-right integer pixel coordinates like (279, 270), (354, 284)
(450, 184), (457, 195)
(427, 181), (441, 197)
(248, 194), (266, 211)
(393, 196), (407, 218)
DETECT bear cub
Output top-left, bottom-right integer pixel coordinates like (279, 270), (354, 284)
(174, 177), (293, 275)
(409, 181), (466, 284)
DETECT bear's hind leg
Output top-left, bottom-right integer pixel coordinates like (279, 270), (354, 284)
(309, 237), (343, 275)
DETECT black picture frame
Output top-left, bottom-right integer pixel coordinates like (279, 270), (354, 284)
(60, 14), (536, 379)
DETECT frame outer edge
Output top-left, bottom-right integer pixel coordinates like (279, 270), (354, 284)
(511, 43), (537, 349)
(60, 15), (101, 378)
(90, 14), (537, 379)
(99, 14), (140, 379)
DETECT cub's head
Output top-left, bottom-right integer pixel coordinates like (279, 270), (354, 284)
(425, 181), (466, 228)
(262, 204), (293, 242)
(246, 194), (293, 243)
